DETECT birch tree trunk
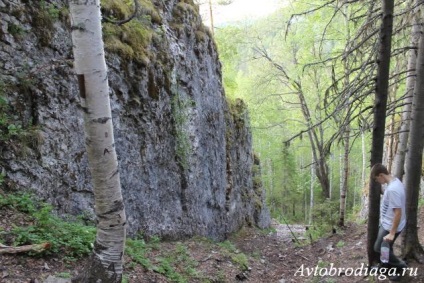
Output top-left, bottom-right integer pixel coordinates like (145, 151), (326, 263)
(359, 129), (368, 220)
(367, 0), (394, 267)
(258, 52), (331, 199)
(384, 66), (400, 172)
(339, 8), (351, 227)
(392, 0), (422, 180)
(208, 0), (215, 36)
(297, 87), (330, 199)
(69, 1), (127, 282)
(309, 153), (315, 225)
(339, 133), (349, 227)
(361, 129), (367, 188)
(401, 27), (424, 261)
(329, 153), (333, 199)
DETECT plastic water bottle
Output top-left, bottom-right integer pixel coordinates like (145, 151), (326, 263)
(380, 240), (390, 263)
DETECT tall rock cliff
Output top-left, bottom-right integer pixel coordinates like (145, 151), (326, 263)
(0, 0), (270, 240)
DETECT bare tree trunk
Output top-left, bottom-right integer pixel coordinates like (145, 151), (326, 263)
(69, 1), (126, 282)
(329, 153), (333, 199)
(384, 85), (397, 172)
(353, 175), (357, 209)
(385, 58), (405, 172)
(258, 51), (332, 199)
(339, 150), (343, 200)
(297, 88), (330, 199)
(401, 25), (424, 261)
(209, 0), (214, 36)
(339, 9), (351, 226)
(359, 129), (368, 220)
(339, 131), (349, 227)
(266, 158), (274, 214)
(362, 129), (367, 188)
(392, 0), (422, 180)
(300, 155), (308, 223)
(309, 153), (315, 225)
(367, 0), (394, 267)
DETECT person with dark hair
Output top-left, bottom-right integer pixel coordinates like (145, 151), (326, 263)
(371, 163), (407, 281)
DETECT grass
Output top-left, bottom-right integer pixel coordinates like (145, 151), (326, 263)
(0, 193), (96, 261)
(0, 193), (272, 282)
(0, 193), (204, 282)
(126, 238), (202, 283)
(336, 240), (345, 248)
(218, 240), (249, 271)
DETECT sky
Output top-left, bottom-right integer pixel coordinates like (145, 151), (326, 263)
(199, 0), (285, 26)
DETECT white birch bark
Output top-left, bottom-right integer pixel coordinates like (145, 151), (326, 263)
(339, 135), (349, 226)
(361, 129), (366, 188)
(208, 0), (215, 35)
(69, 0), (126, 281)
(392, 1), (422, 179)
(309, 153), (314, 225)
(359, 129), (368, 220)
(329, 153), (333, 199)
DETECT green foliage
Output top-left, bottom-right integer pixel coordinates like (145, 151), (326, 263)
(336, 240), (345, 248)
(303, 226), (328, 244)
(153, 256), (187, 283)
(40, 0), (61, 19)
(419, 198), (424, 208)
(125, 238), (153, 269)
(101, 0), (163, 64)
(214, 1), (374, 228)
(0, 193), (96, 260)
(311, 199), (339, 229)
(7, 24), (25, 37)
(218, 240), (249, 271)
(0, 193), (37, 213)
(0, 78), (43, 154)
(231, 253), (249, 271)
(32, 1), (61, 46)
(171, 94), (193, 170)
(0, 172), (5, 187)
(153, 242), (200, 282)
(0, 81), (12, 141)
(103, 19), (153, 65)
(215, 26), (244, 100)
(218, 240), (236, 252)
(347, 203), (362, 223)
(173, 1), (200, 21)
(126, 238), (201, 283)
(258, 226), (276, 235)
(54, 272), (71, 279)
(125, 236), (258, 282)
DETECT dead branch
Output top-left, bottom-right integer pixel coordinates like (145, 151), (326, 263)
(0, 242), (51, 254)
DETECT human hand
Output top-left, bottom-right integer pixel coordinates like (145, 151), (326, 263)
(383, 233), (395, 242)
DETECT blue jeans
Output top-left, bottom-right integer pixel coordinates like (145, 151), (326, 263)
(373, 226), (406, 267)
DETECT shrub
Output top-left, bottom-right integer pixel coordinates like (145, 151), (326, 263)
(0, 193), (96, 260)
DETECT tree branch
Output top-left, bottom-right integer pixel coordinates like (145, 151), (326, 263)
(103, 0), (140, 26)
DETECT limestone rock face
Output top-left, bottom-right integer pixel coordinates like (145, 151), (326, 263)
(0, 0), (270, 240)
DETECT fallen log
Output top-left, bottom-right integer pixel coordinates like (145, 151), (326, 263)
(0, 242), (51, 254)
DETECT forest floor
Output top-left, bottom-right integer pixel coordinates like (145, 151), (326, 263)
(1, 206), (424, 283)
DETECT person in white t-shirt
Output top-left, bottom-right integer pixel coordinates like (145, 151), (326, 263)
(371, 163), (407, 278)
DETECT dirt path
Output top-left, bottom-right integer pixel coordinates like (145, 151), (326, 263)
(1, 210), (424, 282)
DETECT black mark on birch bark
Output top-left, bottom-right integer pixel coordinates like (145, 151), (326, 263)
(77, 74), (86, 98)
(111, 169), (119, 178)
(92, 117), (111, 124)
